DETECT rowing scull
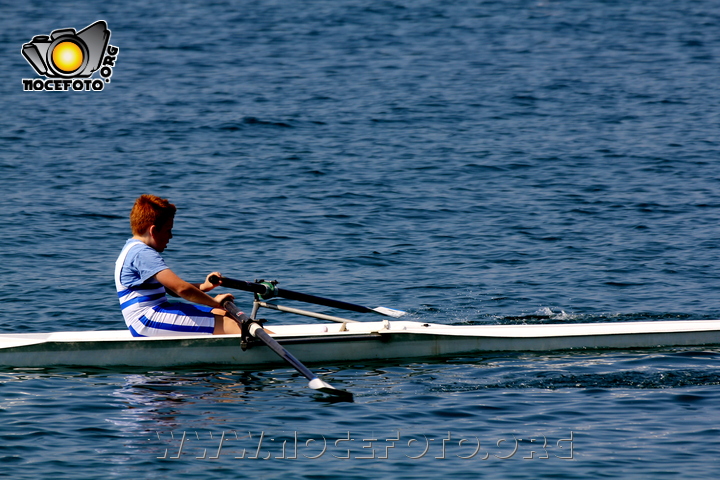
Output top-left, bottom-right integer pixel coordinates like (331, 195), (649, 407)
(2, 317), (720, 368)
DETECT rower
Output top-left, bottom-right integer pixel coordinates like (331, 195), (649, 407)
(115, 194), (245, 337)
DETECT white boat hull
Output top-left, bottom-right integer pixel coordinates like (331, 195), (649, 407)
(3, 319), (720, 368)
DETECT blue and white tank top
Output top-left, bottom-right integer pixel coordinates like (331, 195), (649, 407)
(114, 239), (169, 328)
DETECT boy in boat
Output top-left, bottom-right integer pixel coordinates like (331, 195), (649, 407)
(115, 194), (244, 336)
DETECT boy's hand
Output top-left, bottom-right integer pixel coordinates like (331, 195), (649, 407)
(200, 271), (223, 291)
(213, 293), (235, 306)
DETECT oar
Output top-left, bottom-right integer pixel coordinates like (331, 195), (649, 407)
(209, 275), (405, 318)
(221, 299), (353, 401)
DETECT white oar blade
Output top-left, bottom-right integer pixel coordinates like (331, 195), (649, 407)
(308, 378), (333, 390)
(373, 306), (406, 318)
(308, 378), (354, 401)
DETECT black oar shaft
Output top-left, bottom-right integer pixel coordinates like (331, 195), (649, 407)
(211, 275), (372, 314)
(223, 299), (315, 380)
(221, 300), (353, 400)
(275, 288), (372, 314)
(252, 328), (316, 382)
(211, 276), (267, 295)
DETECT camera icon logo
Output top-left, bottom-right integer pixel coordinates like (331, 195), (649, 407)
(22, 20), (109, 78)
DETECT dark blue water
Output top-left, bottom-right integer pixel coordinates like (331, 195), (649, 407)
(2, 0), (720, 478)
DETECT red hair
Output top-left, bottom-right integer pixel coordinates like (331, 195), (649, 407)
(130, 194), (176, 235)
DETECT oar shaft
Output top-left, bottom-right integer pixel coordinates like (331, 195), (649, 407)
(275, 288), (372, 314)
(211, 275), (373, 314)
(222, 301), (353, 401)
(211, 276), (268, 295)
(222, 301), (316, 381)
(251, 327), (316, 382)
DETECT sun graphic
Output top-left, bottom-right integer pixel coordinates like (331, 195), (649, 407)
(52, 41), (84, 73)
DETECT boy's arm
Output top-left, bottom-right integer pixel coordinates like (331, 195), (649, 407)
(154, 268), (231, 308)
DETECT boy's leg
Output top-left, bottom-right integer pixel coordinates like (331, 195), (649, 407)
(211, 309), (274, 335)
(212, 309), (242, 334)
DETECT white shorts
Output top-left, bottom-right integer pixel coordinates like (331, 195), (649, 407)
(127, 302), (215, 337)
